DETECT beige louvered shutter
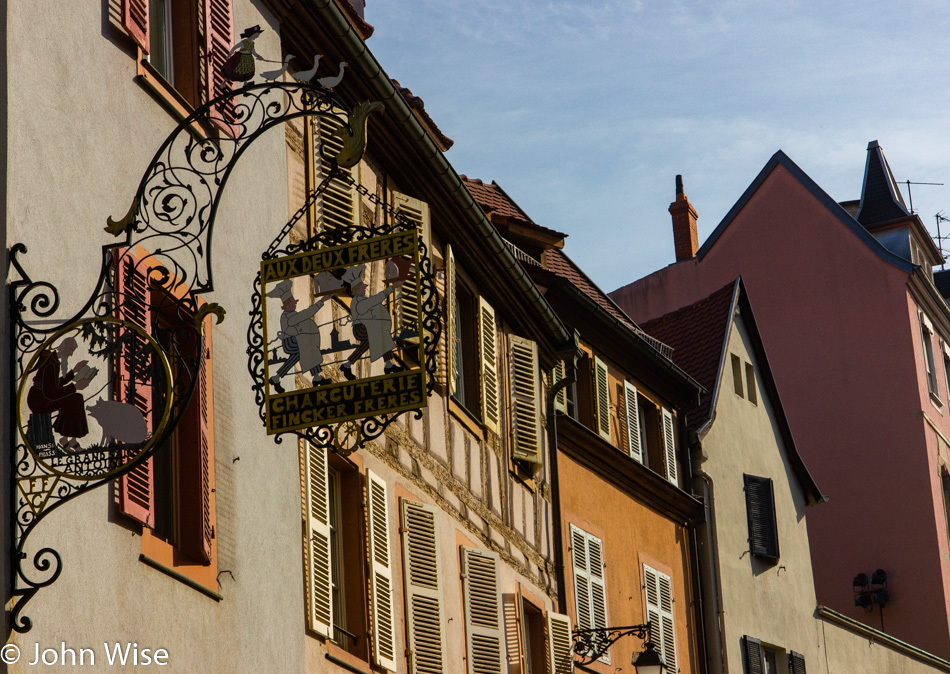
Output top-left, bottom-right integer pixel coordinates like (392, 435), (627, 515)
(657, 572), (676, 671)
(312, 114), (359, 233)
(303, 442), (333, 637)
(478, 298), (500, 433)
(392, 192), (430, 343)
(446, 244), (458, 396)
(623, 382), (642, 463)
(593, 356), (610, 441)
(367, 469), (397, 671)
(508, 335), (542, 466)
(569, 525), (591, 631)
(401, 500), (446, 674)
(461, 547), (503, 674)
(552, 360), (566, 414)
(585, 534), (609, 665)
(546, 612), (573, 674)
(662, 408), (677, 485)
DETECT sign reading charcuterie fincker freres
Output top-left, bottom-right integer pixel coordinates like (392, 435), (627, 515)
(261, 229), (426, 434)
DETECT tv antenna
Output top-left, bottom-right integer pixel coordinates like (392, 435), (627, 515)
(902, 180), (943, 214)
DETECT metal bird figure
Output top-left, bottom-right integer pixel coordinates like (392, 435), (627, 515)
(332, 101), (385, 169)
(261, 54), (294, 82)
(291, 54), (322, 83)
(317, 61), (347, 90)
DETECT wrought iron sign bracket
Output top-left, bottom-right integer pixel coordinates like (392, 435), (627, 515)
(572, 622), (651, 665)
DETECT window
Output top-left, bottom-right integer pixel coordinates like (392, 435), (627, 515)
(732, 353), (744, 396)
(745, 363), (758, 405)
(743, 636), (801, 674)
(643, 565), (676, 672)
(116, 251), (217, 586)
(400, 500), (446, 674)
(461, 547), (504, 674)
(520, 600), (546, 674)
(744, 474), (779, 561)
(921, 314), (939, 396)
(122, 0), (233, 115)
(569, 525), (609, 664)
(447, 250), (480, 414)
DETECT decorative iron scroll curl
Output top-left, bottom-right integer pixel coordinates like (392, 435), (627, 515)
(9, 80), (355, 632)
(572, 623), (652, 665)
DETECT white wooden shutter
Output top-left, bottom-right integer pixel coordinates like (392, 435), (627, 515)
(401, 500), (446, 674)
(303, 442), (333, 637)
(392, 192), (431, 342)
(446, 244), (458, 396)
(569, 525), (609, 663)
(662, 408), (677, 485)
(367, 469), (397, 671)
(546, 612), (574, 674)
(508, 335), (542, 466)
(569, 525), (591, 631)
(586, 534), (609, 664)
(623, 382), (642, 463)
(552, 360), (566, 414)
(462, 547), (504, 674)
(312, 114), (359, 232)
(478, 298), (500, 433)
(644, 565), (676, 672)
(593, 356), (610, 441)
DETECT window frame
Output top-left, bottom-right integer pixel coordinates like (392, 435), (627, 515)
(743, 474), (780, 561)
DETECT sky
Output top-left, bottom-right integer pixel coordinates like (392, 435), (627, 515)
(366, 1), (950, 294)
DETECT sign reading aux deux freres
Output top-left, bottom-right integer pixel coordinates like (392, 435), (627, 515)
(262, 229), (426, 435)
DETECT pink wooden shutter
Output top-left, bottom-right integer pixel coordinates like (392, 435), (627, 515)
(204, 0), (235, 127)
(116, 253), (155, 527)
(122, 0), (149, 53)
(198, 330), (213, 561)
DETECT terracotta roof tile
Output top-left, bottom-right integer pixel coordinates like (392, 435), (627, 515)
(461, 178), (568, 240)
(641, 281), (738, 433)
(391, 79), (454, 151)
(335, 0), (375, 39)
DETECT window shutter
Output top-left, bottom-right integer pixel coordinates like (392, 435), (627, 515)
(116, 253), (154, 528)
(586, 534), (609, 664)
(461, 547), (504, 674)
(593, 356), (610, 441)
(392, 192), (430, 344)
(623, 382), (642, 463)
(204, 0), (236, 127)
(569, 525), (591, 630)
(744, 475), (779, 559)
(552, 360), (566, 414)
(742, 636), (764, 674)
(446, 244), (458, 396)
(644, 565), (676, 672)
(303, 442), (333, 637)
(788, 650), (806, 674)
(508, 335), (542, 466)
(198, 334), (213, 561)
(122, 0), (149, 53)
(478, 298), (499, 433)
(546, 612), (573, 674)
(662, 408), (677, 485)
(312, 114), (359, 233)
(367, 469), (397, 671)
(400, 500), (446, 674)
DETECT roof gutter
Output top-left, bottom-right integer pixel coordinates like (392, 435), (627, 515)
(306, 0), (574, 356)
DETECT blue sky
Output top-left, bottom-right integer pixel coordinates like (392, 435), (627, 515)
(367, 1), (950, 293)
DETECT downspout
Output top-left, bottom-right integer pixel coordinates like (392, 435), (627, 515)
(683, 421), (710, 674)
(694, 458), (726, 674)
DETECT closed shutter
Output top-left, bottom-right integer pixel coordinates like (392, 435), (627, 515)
(401, 500), (446, 674)
(478, 298), (499, 433)
(552, 360), (566, 414)
(303, 442), (333, 637)
(461, 547), (503, 674)
(623, 382), (642, 463)
(367, 469), (397, 671)
(742, 636), (764, 674)
(446, 244), (458, 396)
(569, 525), (591, 630)
(508, 335), (541, 466)
(312, 114), (359, 233)
(744, 475), (779, 559)
(643, 565), (675, 672)
(122, 0), (149, 52)
(197, 337), (213, 560)
(204, 0), (235, 127)
(593, 356), (610, 441)
(662, 408), (677, 485)
(788, 650), (806, 674)
(546, 612), (573, 674)
(116, 253), (155, 528)
(569, 525), (608, 662)
(586, 535), (609, 664)
(392, 193), (430, 344)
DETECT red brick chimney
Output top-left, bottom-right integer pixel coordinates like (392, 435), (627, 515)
(669, 175), (698, 261)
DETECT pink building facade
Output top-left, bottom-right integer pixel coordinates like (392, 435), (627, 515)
(610, 145), (950, 657)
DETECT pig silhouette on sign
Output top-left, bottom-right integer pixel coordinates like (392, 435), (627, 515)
(86, 398), (149, 446)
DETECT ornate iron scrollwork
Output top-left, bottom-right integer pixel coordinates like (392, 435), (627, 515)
(572, 623), (652, 665)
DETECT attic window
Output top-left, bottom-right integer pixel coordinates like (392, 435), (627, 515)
(731, 354), (743, 397)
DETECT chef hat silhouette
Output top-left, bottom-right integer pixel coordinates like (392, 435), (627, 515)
(266, 279), (294, 303)
(342, 265), (366, 288)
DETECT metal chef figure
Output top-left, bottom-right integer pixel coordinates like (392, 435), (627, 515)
(340, 264), (400, 379)
(267, 279), (329, 391)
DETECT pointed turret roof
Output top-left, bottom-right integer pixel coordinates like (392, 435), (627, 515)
(856, 140), (911, 226)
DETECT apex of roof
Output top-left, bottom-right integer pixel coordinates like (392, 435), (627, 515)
(856, 140), (910, 227)
(390, 79), (454, 151)
(461, 177), (568, 241)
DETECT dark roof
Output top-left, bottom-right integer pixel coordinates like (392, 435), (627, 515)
(390, 79), (454, 151)
(640, 278), (825, 505)
(462, 178), (568, 240)
(641, 281), (736, 435)
(856, 140), (910, 227)
(696, 150), (915, 274)
(935, 269), (950, 300)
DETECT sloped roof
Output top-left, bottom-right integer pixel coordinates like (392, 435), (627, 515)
(856, 140), (910, 227)
(462, 178), (568, 240)
(391, 79), (454, 151)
